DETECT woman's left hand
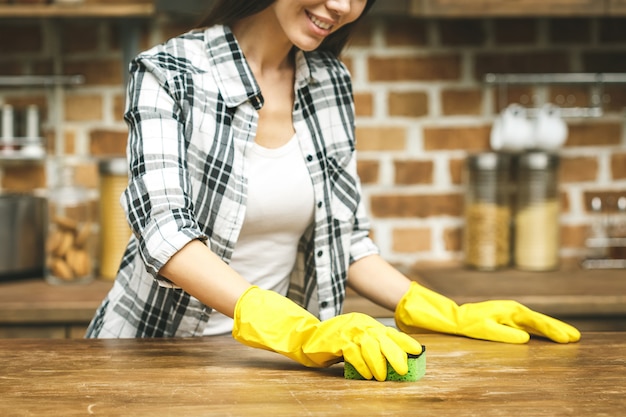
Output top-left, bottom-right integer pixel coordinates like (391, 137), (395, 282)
(395, 282), (581, 344)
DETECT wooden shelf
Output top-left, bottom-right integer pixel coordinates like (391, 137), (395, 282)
(0, 3), (155, 18)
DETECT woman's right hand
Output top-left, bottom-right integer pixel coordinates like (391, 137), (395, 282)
(232, 286), (422, 381)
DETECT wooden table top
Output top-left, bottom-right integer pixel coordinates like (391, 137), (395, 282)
(1, 332), (625, 416)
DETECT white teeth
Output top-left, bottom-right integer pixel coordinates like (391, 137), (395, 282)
(310, 14), (333, 30)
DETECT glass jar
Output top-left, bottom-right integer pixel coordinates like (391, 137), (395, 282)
(45, 159), (95, 285)
(98, 158), (131, 280)
(514, 151), (560, 271)
(463, 152), (512, 270)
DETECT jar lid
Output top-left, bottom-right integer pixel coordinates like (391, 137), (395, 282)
(467, 152), (511, 170)
(517, 152), (559, 170)
(98, 158), (128, 175)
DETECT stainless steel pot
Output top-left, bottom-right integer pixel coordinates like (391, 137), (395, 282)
(0, 193), (46, 279)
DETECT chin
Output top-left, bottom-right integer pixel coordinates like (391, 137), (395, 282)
(292, 36), (325, 52)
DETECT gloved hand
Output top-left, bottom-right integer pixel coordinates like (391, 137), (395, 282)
(395, 282), (581, 344)
(233, 286), (423, 381)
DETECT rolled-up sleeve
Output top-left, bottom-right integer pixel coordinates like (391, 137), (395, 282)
(122, 58), (206, 281)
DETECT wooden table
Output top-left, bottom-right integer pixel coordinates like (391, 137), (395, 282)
(1, 333), (625, 416)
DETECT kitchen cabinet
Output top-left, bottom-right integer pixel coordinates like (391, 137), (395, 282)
(608, 0), (626, 13)
(0, 2), (154, 18)
(370, 0), (626, 17)
(409, 0), (606, 17)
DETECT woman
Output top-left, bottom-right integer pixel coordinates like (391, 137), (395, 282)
(86, 0), (580, 381)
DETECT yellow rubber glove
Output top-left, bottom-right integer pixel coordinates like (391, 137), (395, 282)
(395, 282), (581, 344)
(233, 286), (423, 381)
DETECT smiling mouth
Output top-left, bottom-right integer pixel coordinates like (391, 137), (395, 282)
(307, 12), (334, 31)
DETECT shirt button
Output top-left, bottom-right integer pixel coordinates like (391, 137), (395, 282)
(306, 155), (313, 162)
(317, 250), (323, 257)
(321, 301), (328, 308)
(317, 201), (323, 208)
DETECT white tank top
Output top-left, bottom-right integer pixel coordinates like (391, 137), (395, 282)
(203, 135), (315, 335)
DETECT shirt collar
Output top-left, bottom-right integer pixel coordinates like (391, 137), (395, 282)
(204, 25), (318, 109)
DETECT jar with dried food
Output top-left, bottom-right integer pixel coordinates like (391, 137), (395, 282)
(514, 152), (560, 271)
(463, 152), (512, 270)
(98, 158), (131, 280)
(45, 159), (95, 285)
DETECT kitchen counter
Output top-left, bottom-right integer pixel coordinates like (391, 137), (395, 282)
(347, 264), (626, 332)
(0, 264), (625, 337)
(1, 332), (625, 416)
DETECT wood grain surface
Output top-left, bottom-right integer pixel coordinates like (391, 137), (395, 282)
(1, 333), (625, 416)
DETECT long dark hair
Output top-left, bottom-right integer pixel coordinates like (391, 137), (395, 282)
(195, 0), (377, 56)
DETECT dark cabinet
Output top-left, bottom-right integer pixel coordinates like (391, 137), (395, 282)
(410, 0), (606, 17)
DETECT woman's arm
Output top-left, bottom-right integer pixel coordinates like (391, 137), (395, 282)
(347, 254), (412, 312)
(159, 239), (251, 318)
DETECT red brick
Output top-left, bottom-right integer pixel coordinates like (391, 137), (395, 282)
(1, 165), (46, 192)
(369, 55), (461, 82)
(384, 18), (428, 47)
(62, 22), (99, 54)
(565, 123), (622, 147)
(439, 19), (486, 46)
(493, 19), (537, 45)
(65, 95), (103, 122)
(441, 89), (483, 116)
(582, 52), (626, 73)
(449, 158), (465, 185)
(559, 156), (599, 183)
(560, 224), (587, 250)
(392, 228), (432, 252)
(357, 160), (379, 184)
(347, 18), (373, 47)
(394, 160), (434, 185)
(388, 92), (429, 117)
(443, 226), (462, 252)
(89, 130), (128, 156)
(598, 18), (626, 43)
(611, 153), (626, 180)
(560, 191), (570, 214)
(74, 162), (99, 189)
(354, 92), (374, 117)
(64, 59), (124, 86)
(0, 61), (23, 76)
(370, 193), (463, 218)
(0, 23), (41, 54)
(548, 19), (592, 44)
(355, 127), (406, 151)
(113, 94), (126, 122)
(423, 126), (490, 151)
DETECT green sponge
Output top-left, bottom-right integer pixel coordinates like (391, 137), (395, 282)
(344, 346), (426, 382)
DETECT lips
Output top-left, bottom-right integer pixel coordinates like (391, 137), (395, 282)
(307, 12), (334, 31)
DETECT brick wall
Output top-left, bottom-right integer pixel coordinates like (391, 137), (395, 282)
(1, 12), (625, 269)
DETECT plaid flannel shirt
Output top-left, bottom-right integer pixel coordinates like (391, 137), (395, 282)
(86, 25), (378, 338)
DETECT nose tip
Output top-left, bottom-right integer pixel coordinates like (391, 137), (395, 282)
(327, 0), (351, 15)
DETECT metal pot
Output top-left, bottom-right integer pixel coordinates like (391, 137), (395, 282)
(0, 193), (46, 279)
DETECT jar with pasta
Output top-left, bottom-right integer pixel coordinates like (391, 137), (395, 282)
(98, 158), (131, 281)
(45, 158), (95, 285)
(463, 152), (512, 270)
(514, 152), (560, 271)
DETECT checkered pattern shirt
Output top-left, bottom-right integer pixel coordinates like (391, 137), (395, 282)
(86, 25), (378, 338)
